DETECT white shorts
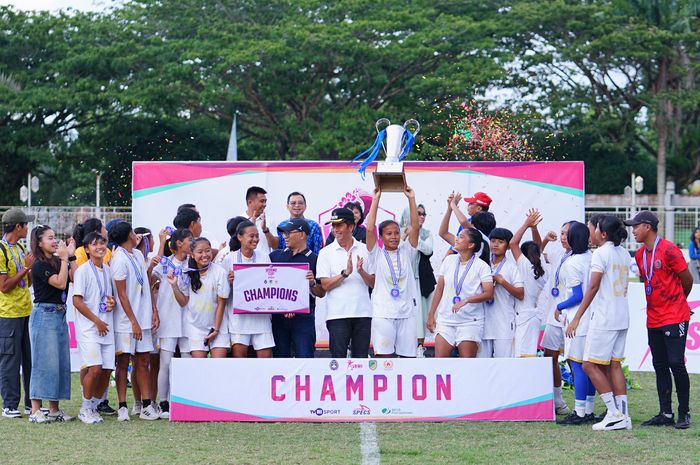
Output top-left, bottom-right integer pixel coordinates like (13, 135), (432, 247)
(565, 335), (586, 363)
(231, 332), (275, 351)
(159, 336), (190, 353)
(188, 329), (231, 352)
(78, 341), (116, 370)
(514, 317), (541, 357)
(584, 329), (627, 365)
(371, 316), (417, 357)
(115, 330), (155, 356)
(478, 339), (513, 358)
(541, 324), (565, 352)
(436, 322), (482, 347)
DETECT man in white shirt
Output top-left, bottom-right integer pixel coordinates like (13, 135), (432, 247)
(243, 186), (278, 255)
(317, 208), (374, 358)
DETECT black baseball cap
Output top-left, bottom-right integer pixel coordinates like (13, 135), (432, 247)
(277, 218), (310, 235)
(1, 208), (35, 224)
(623, 211), (659, 228)
(325, 208), (355, 225)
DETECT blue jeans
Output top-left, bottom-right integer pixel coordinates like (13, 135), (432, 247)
(28, 303), (71, 401)
(272, 313), (316, 358)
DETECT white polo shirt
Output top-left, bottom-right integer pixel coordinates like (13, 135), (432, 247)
(317, 238), (372, 321)
(242, 211), (277, 256)
(589, 242), (630, 331)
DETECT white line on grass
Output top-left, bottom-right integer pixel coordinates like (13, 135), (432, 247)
(360, 422), (380, 465)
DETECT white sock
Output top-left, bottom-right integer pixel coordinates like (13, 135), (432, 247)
(554, 385), (563, 403)
(574, 400), (586, 417)
(81, 399), (91, 410)
(600, 392), (619, 415)
(90, 397), (100, 409)
(663, 412), (673, 418)
(615, 395), (628, 416)
(585, 395), (596, 415)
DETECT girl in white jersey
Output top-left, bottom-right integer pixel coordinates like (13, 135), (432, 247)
(365, 185), (419, 357)
(566, 215), (631, 431)
(554, 221), (596, 425)
(73, 232), (116, 424)
(224, 219), (275, 358)
(481, 227), (524, 358)
(150, 228), (192, 419)
(429, 195), (493, 358)
(509, 209), (547, 359)
(540, 221), (574, 415)
(180, 237), (230, 358)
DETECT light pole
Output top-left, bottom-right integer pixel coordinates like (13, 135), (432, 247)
(92, 170), (102, 217)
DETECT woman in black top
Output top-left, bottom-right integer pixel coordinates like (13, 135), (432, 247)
(27, 225), (77, 423)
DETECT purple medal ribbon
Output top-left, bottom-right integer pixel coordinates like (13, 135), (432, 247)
(89, 260), (109, 313)
(486, 255), (507, 305)
(237, 250), (257, 264)
(551, 251), (572, 298)
(642, 236), (660, 296)
(381, 247), (402, 299)
(453, 255), (476, 305)
(119, 247), (144, 286)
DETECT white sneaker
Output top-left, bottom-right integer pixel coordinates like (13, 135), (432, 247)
(79, 408), (100, 425)
(592, 410), (628, 431)
(117, 406), (130, 422)
(131, 401), (142, 416)
(416, 345), (426, 358)
(47, 409), (75, 422)
(23, 406), (32, 415)
(90, 409), (104, 424)
(626, 415), (633, 430)
(28, 410), (49, 423)
(152, 402), (162, 417)
(2, 408), (21, 418)
(139, 404), (159, 421)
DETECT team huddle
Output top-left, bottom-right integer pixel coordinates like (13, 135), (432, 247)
(0, 184), (692, 430)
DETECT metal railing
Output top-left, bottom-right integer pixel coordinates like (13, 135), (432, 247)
(0, 206), (132, 239)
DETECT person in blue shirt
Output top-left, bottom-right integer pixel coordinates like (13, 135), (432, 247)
(277, 192), (323, 254)
(689, 227), (700, 283)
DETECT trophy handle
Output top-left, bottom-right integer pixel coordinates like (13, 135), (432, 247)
(375, 118), (391, 133)
(404, 119), (420, 136)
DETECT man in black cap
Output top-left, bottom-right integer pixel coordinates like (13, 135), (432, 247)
(269, 218), (325, 358)
(317, 208), (374, 358)
(625, 211), (694, 429)
(0, 208), (35, 418)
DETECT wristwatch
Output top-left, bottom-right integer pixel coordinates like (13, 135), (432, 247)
(340, 270), (348, 279)
(262, 228), (270, 234)
(68, 256), (77, 262)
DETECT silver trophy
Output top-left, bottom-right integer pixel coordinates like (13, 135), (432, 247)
(372, 118), (420, 192)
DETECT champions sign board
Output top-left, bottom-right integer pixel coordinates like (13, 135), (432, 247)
(170, 358), (554, 422)
(233, 263), (310, 314)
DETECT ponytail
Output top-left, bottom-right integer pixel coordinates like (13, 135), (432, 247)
(226, 216), (249, 252)
(520, 241), (544, 279)
(169, 228), (193, 256)
(598, 215), (627, 246)
(232, 219), (255, 252)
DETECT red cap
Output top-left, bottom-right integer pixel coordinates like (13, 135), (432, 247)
(464, 192), (492, 207)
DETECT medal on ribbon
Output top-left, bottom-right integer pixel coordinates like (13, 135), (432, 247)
(642, 237), (660, 296)
(89, 261), (109, 313)
(486, 255), (507, 305)
(382, 248), (402, 299)
(551, 251), (571, 298)
(453, 255), (476, 306)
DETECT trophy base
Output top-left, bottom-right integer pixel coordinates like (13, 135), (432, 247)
(373, 162), (406, 192)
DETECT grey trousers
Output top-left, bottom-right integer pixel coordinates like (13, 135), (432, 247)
(0, 316), (32, 410)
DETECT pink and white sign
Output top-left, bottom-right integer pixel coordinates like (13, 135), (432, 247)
(169, 358), (554, 422)
(232, 263), (310, 314)
(625, 282), (700, 374)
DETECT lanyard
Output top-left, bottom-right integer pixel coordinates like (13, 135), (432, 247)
(89, 261), (109, 312)
(491, 254), (507, 276)
(118, 247), (144, 286)
(642, 237), (660, 284)
(453, 255), (476, 297)
(1, 239), (23, 271)
(236, 250), (256, 265)
(382, 248), (402, 289)
(554, 251), (572, 288)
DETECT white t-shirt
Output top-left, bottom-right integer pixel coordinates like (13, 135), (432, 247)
(483, 257), (523, 340)
(589, 242), (630, 331)
(224, 251), (272, 335)
(72, 262), (114, 344)
(152, 256), (190, 338)
(561, 251), (592, 335)
(185, 263), (230, 331)
(368, 241), (418, 319)
(436, 254), (492, 326)
(242, 211), (277, 257)
(316, 238), (372, 320)
(111, 247), (152, 333)
(514, 254), (547, 325)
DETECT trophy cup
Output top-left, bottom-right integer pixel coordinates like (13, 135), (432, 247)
(352, 118), (420, 192)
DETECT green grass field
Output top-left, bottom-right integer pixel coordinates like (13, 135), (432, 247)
(1, 371), (697, 465)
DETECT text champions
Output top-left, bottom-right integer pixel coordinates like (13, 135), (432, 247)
(270, 374), (452, 402)
(243, 287), (299, 302)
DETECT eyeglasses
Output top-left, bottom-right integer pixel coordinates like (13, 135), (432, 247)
(281, 230), (301, 237)
(417, 212), (426, 217)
